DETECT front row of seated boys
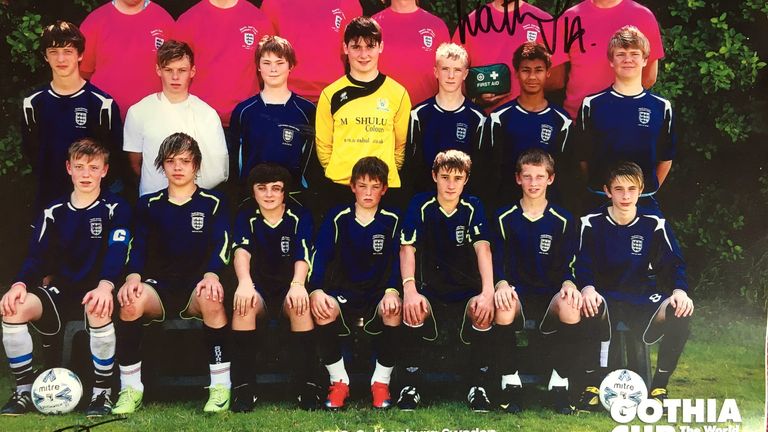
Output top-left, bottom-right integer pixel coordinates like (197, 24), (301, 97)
(0, 136), (693, 417)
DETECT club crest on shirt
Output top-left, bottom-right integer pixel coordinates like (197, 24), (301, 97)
(539, 234), (552, 254)
(638, 107), (651, 126)
(332, 8), (345, 32)
(240, 26), (258, 50)
(372, 234), (385, 254)
(377, 98), (389, 112)
(419, 28), (436, 51)
(151, 29), (165, 50)
(74, 107), (88, 127)
(456, 123), (468, 140)
(282, 128), (295, 144)
(280, 235), (291, 254)
(523, 24), (540, 42)
(191, 212), (205, 231)
(89, 218), (102, 237)
(455, 225), (466, 245)
(631, 235), (644, 255)
(540, 124), (553, 142)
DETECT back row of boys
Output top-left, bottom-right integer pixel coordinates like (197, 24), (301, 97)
(5, 0), (688, 419)
(25, 0), (671, 214)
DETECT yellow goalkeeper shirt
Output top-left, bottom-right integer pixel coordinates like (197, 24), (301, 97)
(316, 73), (411, 187)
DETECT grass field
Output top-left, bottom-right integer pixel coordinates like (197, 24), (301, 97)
(0, 301), (763, 432)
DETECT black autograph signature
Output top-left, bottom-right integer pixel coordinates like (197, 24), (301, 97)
(454, 0), (587, 55)
(52, 416), (127, 432)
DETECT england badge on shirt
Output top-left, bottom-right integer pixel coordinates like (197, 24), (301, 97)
(456, 123), (468, 140)
(191, 212), (205, 231)
(455, 226), (466, 245)
(282, 128), (295, 145)
(631, 235), (644, 255)
(372, 234), (385, 254)
(89, 218), (102, 237)
(540, 124), (553, 142)
(280, 235), (291, 254)
(638, 108), (651, 126)
(539, 234), (552, 254)
(74, 107), (88, 128)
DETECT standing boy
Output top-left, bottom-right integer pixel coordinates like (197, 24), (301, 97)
(316, 16), (411, 205)
(112, 133), (232, 414)
(123, 40), (228, 197)
(550, 0), (665, 118)
(488, 42), (571, 206)
(260, 0), (362, 103)
(309, 157), (402, 410)
(491, 149), (580, 414)
(229, 163), (318, 412)
(398, 150), (498, 412)
(576, 26), (676, 210)
(408, 43), (486, 193)
(23, 21), (121, 212)
(1, 139), (130, 416)
(230, 36), (317, 204)
(574, 161), (692, 410)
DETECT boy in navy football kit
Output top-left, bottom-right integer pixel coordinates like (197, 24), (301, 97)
(577, 26), (677, 211)
(229, 163), (317, 412)
(488, 42), (572, 207)
(230, 36), (317, 205)
(574, 162), (693, 410)
(407, 43), (485, 193)
(309, 157), (402, 410)
(23, 21), (122, 213)
(491, 149), (580, 415)
(113, 133), (232, 414)
(398, 150), (498, 412)
(1, 139), (131, 416)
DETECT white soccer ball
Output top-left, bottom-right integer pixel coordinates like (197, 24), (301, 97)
(599, 368), (648, 412)
(31, 367), (83, 414)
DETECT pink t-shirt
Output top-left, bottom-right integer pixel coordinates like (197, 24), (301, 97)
(374, 8), (450, 106)
(261, 0), (361, 103)
(175, 0), (275, 126)
(79, 2), (174, 121)
(551, 0), (665, 117)
(453, 1), (552, 113)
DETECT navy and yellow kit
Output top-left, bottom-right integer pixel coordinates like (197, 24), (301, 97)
(401, 192), (489, 302)
(492, 202), (577, 298)
(232, 202), (313, 296)
(127, 188), (230, 285)
(310, 204), (401, 309)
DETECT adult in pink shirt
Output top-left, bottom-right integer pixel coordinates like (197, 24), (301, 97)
(453, 0), (552, 113)
(80, 0), (174, 121)
(374, 1), (450, 106)
(260, 0), (362, 103)
(175, 0), (275, 127)
(549, 0), (664, 118)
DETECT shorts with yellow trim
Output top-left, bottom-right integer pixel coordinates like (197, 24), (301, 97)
(418, 292), (477, 345)
(324, 289), (387, 337)
(142, 277), (198, 324)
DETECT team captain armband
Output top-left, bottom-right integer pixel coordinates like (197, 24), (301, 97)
(466, 64), (511, 97)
